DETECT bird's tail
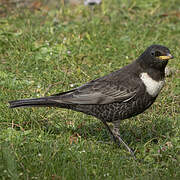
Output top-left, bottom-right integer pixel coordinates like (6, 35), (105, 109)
(9, 97), (62, 108)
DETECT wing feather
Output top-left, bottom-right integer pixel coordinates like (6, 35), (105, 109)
(52, 79), (139, 105)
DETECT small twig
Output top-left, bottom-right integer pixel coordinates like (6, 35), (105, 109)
(0, 122), (25, 131)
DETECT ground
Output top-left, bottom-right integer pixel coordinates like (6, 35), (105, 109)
(0, 0), (180, 179)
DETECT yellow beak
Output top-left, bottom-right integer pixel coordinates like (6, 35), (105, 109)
(159, 53), (174, 60)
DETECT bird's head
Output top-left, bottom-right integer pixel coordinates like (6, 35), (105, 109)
(139, 45), (174, 71)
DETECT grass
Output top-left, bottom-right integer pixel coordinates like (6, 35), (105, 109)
(0, 0), (180, 179)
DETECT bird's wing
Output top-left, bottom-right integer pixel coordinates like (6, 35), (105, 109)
(52, 79), (139, 104)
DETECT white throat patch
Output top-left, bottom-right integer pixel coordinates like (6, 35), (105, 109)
(140, 72), (165, 97)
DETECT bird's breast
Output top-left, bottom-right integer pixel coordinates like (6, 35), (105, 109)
(140, 72), (165, 97)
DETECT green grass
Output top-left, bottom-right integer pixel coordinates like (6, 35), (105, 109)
(0, 0), (180, 179)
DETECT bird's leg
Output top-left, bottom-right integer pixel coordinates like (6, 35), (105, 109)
(102, 121), (135, 158)
(112, 121), (135, 158)
(102, 121), (117, 143)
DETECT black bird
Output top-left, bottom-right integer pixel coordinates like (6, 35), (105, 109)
(9, 45), (174, 157)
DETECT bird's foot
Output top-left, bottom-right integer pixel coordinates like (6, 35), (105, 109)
(112, 127), (136, 159)
(102, 121), (136, 159)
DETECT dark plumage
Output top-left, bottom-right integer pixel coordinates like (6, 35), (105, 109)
(9, 45), (174, 157)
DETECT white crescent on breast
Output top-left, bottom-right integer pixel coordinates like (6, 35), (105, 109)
(140, 72), (165, 97)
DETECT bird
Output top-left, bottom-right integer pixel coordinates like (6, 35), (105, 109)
(84, 0), (102, 6)
(9, 45), (174, 158)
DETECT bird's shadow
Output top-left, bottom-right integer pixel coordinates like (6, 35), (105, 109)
(42, 115), (174, 146)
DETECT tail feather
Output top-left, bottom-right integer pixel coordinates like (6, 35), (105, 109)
(9, 97), (61, 108)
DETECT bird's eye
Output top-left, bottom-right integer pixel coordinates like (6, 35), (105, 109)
(151, 51), (155, 56)
(151, 51), (162, 57)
